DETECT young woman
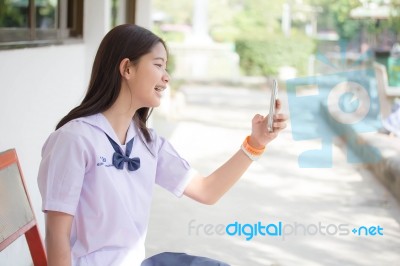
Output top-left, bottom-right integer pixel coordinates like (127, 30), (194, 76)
(38, 24), (287, 266)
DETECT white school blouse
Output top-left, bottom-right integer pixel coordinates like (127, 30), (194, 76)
(38, 113), (196, 266)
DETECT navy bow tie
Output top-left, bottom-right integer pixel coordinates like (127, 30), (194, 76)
(105, 134), (140, 171)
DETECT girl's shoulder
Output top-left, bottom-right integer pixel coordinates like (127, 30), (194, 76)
(52, 115), (97, 139)
(43, 114), (102, 152)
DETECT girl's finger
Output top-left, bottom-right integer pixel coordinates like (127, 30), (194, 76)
(274, 113), (288, 121)
(273, 121), (287, 128)
(275, 99), (282, 111)
(252, 114), (265, 124)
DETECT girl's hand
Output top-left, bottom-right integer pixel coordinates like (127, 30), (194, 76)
(248, 99), (288, 148)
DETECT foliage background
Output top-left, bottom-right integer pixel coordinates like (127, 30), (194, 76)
(152, 0), (400, 77)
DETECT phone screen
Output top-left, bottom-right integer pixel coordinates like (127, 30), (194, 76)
(268, 80), (278, 132)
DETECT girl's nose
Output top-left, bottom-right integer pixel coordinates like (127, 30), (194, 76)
(162, 70), (170, 83)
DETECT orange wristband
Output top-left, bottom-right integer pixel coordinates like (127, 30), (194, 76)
(242, 136), (265, 155)
(241, 136), (265, 161)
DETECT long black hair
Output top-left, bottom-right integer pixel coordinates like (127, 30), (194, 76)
(56, 24), (167, 142)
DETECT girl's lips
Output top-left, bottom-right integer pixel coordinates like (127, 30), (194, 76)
(154, 85), (166, 92)
(155, 85), (166, 97)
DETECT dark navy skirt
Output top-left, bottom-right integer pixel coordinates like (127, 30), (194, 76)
(141, 252), (230, 266)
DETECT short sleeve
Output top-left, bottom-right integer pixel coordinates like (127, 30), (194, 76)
(155, 137), (196, 197)
(37, 130), (88, 216)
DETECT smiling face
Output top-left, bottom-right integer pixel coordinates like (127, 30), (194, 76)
(127, 42), (170, 109)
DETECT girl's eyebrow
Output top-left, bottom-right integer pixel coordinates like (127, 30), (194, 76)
(153, 57), (166, 61)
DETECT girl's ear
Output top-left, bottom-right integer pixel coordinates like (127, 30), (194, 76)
(119, 58), (134, 79)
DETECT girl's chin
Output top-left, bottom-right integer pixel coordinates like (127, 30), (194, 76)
(148, 99), (161, 108)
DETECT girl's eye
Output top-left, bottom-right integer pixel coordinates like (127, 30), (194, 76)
(155, 64), (162, 68)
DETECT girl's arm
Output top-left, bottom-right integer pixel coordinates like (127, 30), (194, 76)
(45, 211), (73, 266)
(184, 99), (287, 205)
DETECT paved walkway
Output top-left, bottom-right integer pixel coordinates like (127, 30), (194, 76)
(145, 85), (400, 266)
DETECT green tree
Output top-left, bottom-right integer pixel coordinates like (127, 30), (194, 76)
(309, 0), (361, 40)
(0, 0), (28, 27)
(388, 0), (400, 41)
(209, 0), (283, 42)
(152, 0), (193, 25)
(230, 0), (315, 75)
(331, 0), (361, 40)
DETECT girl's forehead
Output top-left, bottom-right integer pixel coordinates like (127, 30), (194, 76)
(149, 42), (168, 59)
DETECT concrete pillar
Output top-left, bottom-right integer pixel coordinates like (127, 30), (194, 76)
(84, 0), (112, 84)
(135, 0), (153, 29)
(282, 3), (291, 37)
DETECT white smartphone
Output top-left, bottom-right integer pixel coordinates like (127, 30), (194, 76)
(268, 79), (279, 132)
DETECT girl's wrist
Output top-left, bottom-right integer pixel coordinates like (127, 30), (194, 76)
(248, 135), (265, 150)
(241, 136), (266, 161)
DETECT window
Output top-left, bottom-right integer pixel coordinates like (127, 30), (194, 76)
(111, 0), (137, 28)
(0, 0), (83, 49)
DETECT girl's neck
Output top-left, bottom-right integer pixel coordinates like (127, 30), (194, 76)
(102, 111), (132, 145)
(102, 92), (138, 145)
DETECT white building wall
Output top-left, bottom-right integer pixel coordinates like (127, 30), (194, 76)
(0, 42), (86, 266)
